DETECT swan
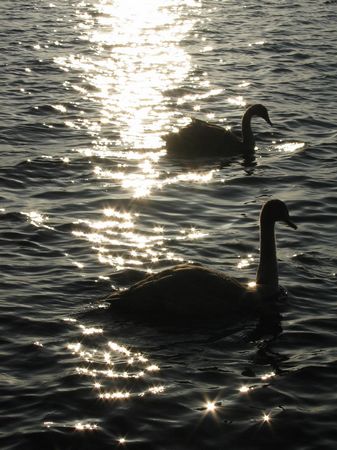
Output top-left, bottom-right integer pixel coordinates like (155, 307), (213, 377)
(164, 104), (272, 157)
(106, 200), (297, 322)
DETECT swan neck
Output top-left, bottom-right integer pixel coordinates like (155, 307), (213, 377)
(256, 218), (278, 291)
(242, 109), (255, 150)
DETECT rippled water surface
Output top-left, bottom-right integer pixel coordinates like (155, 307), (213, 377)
(1, 1), (337, 449)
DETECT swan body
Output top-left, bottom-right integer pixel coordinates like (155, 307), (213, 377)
(107, 200), (297, 321)
(164, 104), (272, 157)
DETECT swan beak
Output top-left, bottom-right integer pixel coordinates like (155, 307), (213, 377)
(285, 218), (297, 230)
(263, 111), (273, 126)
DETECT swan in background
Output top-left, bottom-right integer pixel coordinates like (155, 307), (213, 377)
(164, 104), (272, 158)
(106, 200), (297, 322)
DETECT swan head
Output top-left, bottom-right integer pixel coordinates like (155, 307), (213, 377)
(261, 199), (297, 229)
(248, 104), (273, 126)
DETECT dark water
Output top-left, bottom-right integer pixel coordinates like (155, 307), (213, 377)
(1, 1), (337, 449)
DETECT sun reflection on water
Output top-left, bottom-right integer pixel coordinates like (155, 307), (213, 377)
(262, 413), (271, 423)
(78, 143), (166, 161)
(94, 164), (217, 198)
(227, 96), (246, 107)
(56, 0), (201, 149)
(239, 385), (251, 393)
(79, 324), (103, 335)
(275, 142), (305, 153)
(72, 204), (207, 272)
(261, 371), (275, 381)
(237, 254), (254, 270)
(75, 422), (99, 431)
(205, 401), (217, 413)
(22, 211), (54, 230)
(67, 332), (165, 404)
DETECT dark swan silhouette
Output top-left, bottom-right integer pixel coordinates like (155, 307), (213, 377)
(164, 104), (272, 158)
(106, 200), (297, 321)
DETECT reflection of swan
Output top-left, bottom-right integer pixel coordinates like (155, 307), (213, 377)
(107, 200), (297, 321)
(164, 104), (272, 157)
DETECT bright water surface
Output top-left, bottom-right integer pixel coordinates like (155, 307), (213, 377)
(1, 1), (337, 449)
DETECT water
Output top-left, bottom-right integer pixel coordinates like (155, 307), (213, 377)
(1, 0), (337, 448)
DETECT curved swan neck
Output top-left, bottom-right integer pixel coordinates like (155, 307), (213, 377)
(256, 217), (278, 291)
(241, 108), (255, 150)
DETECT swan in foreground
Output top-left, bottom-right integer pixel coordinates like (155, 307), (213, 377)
(164, 104), (272, 158)
(106, 200), (297, 322)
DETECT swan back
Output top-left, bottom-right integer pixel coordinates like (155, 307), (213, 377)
(108, 264), (250, 321)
